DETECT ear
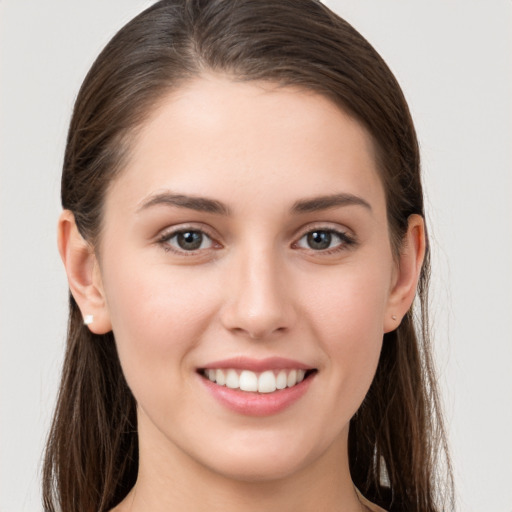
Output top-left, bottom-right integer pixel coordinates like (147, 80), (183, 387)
(57, 210), (112, 334)
(383, 214), (426, 333)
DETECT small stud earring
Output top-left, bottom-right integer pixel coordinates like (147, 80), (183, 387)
(84, 314), (94, 325)
(391, 315), (397, 321)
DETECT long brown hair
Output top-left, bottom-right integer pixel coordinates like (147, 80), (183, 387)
(43, 1), (453, 510)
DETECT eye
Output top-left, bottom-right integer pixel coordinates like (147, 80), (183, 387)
(295, 228), (354, 252)
(160, 229), (214, 253)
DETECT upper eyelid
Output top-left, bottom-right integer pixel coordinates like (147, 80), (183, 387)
(158, 223), (217, 240)
(156, 227), (219, 256)
(299, 226), (348, 235)
(294, 223), (353, 240)
(292, 225), (357, 253)
(156, 225), (218, 251)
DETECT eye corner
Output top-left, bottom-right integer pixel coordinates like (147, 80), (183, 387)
(155, 225), (223, 256)
(292, 226), (358, 255)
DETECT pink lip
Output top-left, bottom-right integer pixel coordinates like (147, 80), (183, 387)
(200, 356), (314, 372)
(197, 366), (316, 417)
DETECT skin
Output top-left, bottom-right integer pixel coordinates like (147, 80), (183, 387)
(58, 75), (425, 512)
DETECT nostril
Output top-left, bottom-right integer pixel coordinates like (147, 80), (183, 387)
(219, 274), (297, 339)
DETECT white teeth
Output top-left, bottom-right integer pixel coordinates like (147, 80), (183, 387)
(215, 369), (226, 386)
(287, 369), (297, 387)
(239, 370), (258, 392)
(204, 368), (311, 393)
(225, 369), (239, 389)
(276, 370), (287, 390)
(258, 370), (277, 393)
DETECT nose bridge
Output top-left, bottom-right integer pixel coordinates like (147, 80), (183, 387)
(221, 241), (295, 339)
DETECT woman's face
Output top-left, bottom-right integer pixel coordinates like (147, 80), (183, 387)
(95, 76), (399, 481)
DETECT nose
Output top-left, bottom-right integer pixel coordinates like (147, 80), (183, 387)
(220, 248), (297, 340)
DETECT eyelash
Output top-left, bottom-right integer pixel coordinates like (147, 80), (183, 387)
(156, 225), (218, 255)
(156, 226), (356, 256)
(293, 227), (357, 255)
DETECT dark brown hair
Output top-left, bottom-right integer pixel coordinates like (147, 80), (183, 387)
(43, 1), (453, 511)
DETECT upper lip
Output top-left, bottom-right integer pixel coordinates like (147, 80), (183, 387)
(199, 356), (315, 372)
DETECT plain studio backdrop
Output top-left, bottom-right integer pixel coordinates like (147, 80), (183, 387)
(0, 1), (510, 511)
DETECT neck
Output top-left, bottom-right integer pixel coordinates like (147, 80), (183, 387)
(114, 411), (365, 512)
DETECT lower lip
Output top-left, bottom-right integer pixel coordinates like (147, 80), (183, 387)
(199, 372), (315, 417)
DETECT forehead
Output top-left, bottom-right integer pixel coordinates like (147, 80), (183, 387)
(107, 75), (385, 217)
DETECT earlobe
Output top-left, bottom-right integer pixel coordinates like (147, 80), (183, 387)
(384, 214), (426, 333)
(57, 210), (112, 334)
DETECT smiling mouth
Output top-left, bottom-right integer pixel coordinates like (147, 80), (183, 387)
(198, 368), (317, 394)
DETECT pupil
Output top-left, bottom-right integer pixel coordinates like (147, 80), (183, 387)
(307, 231), (331, 250)
(177, 231), (202, 250)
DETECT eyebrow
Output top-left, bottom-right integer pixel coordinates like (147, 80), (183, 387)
(137, 191), (371, 216)
(137, 192), (232, 215)
(291, 193), (372, 213)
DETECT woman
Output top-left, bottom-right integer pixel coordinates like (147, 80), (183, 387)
(43, 1), (453, 511)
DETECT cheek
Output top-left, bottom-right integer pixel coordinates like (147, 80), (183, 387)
(300, 262), (391, 394)
(304, 262), (390, 341)
(101, 260), (220, 390)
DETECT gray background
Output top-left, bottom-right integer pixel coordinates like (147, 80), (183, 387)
(1, 1), (511, 510)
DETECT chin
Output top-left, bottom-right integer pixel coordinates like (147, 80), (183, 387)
(189, 430), (329, 483)
(206, 452), (310, 483)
